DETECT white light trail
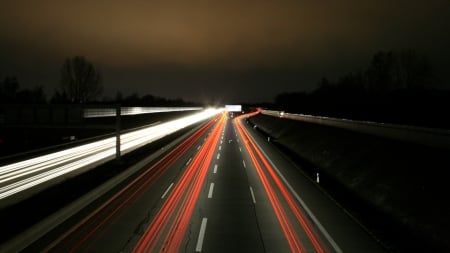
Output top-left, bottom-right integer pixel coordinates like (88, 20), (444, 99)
(0, 108), (223, 200)
(83, 107), (202, 118)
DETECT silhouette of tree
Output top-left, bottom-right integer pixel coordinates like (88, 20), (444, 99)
(123, 93), (140, 106)
(365, 51), (395, 92)
(16, 85), (46, 104)
(393, 49), (432, 90)
(365, 49), (432, 92)
(115, 91), (123, 103)
(141, 94), (157, 106)
(49, 89), (69, 104)
(0, 76), (20, 103)
(60, 56), (102, 103)
(1, 77), (46, 104)
(271, 49), (447, 127)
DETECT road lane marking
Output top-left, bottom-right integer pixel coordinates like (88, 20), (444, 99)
(197, 145), (201, 150)
(242, 160), (246, 168)
(196, 218), (208, 252)
(213, 164), (218, 174)
(249, 186), (256, 204)
(239, 147), (242, 152)
(219, 145), (222, 150)
(161, 183), (174, 199)
(217, 153), (220, 159)
(208, 183), (215, 198)
(186, 158), (192, 166)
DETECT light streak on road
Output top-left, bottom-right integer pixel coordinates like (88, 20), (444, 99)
(132, 112), (226, 252)
(235, 111), (327, 253)
(0, 108), (223, 201)
(43, 116), (219, 252)
(83, 106), (202, 118)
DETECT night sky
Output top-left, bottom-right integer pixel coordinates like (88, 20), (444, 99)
(1, 0), (450, 104)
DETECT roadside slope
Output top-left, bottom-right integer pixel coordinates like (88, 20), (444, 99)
(248, 113), (450, 252)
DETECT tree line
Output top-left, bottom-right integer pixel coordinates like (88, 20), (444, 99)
(0, 76), (46, 104)
(1, 56), (197, 107)
(273, 49), (450, 128)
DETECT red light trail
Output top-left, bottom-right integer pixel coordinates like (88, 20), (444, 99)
(235, 111), (328, 253)
(42, 109), (330, 253)
(43, 115), (221, 253)
(132, 112), (226, 252)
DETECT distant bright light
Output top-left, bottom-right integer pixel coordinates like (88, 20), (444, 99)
(225, 105), (242, 112)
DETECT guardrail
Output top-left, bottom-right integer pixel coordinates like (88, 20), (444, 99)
(83, 106), (202, 118)
(261, 110), (450, 150)
(0, 121), (207, 253)
(0, 105), (203, 126)
(0, 108), (223, 208)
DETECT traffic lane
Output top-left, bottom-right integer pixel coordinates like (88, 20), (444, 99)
(237, 117), (329, 252)
(25, 119), (217, 253)
(234, 121), (293, 253)
(131, 114), (225, 252)
(96, 125), (217, 253)
(192, 116), (265, 252)
(240, 118), (387, 253)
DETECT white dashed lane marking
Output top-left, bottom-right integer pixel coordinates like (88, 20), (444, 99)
(195, 218), (208, 252)
(249, 187), (256, 204)
(208, 183), (215, 199)
(161, 183), (174, 199)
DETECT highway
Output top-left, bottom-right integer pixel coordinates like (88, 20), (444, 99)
(0, 109), (221, 207)
(17, 111), (387, 252)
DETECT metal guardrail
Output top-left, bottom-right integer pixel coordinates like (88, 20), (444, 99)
(0, 105), (203, 126)
(261, 110), (450, 150)
(0, 121), (208, 253)
(83, 106), (203, 118)
(0, 109), (223, 207)
(0, 106), (202, 164)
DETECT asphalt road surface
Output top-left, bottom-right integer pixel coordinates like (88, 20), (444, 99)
(23, 112), (387, 252)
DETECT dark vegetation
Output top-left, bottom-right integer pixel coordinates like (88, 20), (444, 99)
(248, 114), (450, 252)
(245, 49), (450, 251)
(60, 56), (103, 103)
(0, 56), (201, 158)
(272, 49), (450, 129)
(0, 58), (204, 242)
(1, 50), (449, 251)
(1, 56), (199, 107)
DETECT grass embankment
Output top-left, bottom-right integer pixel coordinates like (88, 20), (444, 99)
(248, 114), (449, 253)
